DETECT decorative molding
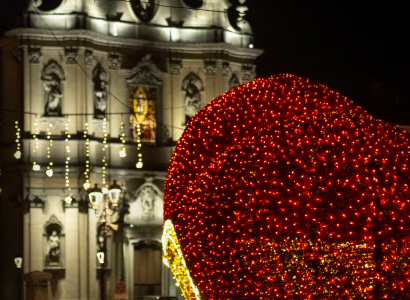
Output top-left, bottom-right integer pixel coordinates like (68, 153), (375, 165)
(169, 59), (182, 75)
(65, 48), (78, 64)
(123, 54), (164, 86)
(40, 116), (65, 126)
(85, 50), (94, 66)
(222, 62), (230, 78)
(204, 60), (216, 76)
(241, 65), (254, 82)
(108, 53), (122, 70)
(28, 47), (42, 64)
(44, 214), (64, 233)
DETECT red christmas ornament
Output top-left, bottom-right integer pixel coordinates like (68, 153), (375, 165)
(164, 74), (410, 299)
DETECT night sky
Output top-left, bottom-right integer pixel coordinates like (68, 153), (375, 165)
(1, 0), (409, 123)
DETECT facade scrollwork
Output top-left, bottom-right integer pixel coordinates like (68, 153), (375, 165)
(169, 59), (182, 75)
(108, 53), (122, 70)
(204, 60), (216, 76)
(85, 50), (94, 66)
(65, 48), (78, 64)
(28, 47), (42, 64)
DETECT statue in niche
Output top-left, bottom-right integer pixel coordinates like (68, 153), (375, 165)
(131, 0), (157, 23)
(46, 230), (60, 263)
(93, 65), (108, 118)
(41, 60), (65, 116)
(182, 73), (203, 124)
(43, 73), (63, 116)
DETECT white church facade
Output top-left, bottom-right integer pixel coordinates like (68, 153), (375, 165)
(0, 0), (262, 299)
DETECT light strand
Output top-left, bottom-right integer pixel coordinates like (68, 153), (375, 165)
(136, 122), (143, 169)
(32, 117), (40, 171)
(46, 124), (53, 177)
(14, 121), (21, 159)
(64, 118), (72, 204)
(119, 121), (126, 157)
(102, 118), (108, 194)
(83, 122), (91, 190)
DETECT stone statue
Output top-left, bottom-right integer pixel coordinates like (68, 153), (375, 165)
(47, 230), (60, 263)
(93, 65), (108, 118)
(43, 74), (62, 116)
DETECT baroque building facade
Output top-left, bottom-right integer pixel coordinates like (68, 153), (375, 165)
(0, 0), (262, 299)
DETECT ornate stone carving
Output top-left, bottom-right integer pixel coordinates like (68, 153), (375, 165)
(169, 59), (182, 75)
(108, 53), (121, 70)
(85, 50), (94, 66)
(124, 175), (164, 225)
(123, 54), (164, 85)
(13, 48), (23, 63)
(41, 60), (65, 116)
(65, 48), (78, 64)
(204, 60), (216, 76)
(222, 62), (230, 78)
(241, 65), (254, 82)
(28, 47), (42, 64)
(131, 0), (157, 23)
(228, 0), (249, 31)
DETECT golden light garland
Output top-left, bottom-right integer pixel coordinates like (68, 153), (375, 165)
(32, 117), (40, 171)
(83, 122), (91, 190)
(119, 121), (127, 157)
(46, 124), (53, 177)
(162, 220), (201, 300)
(102, 118), (108, 194)
(64, 118), (72, 204)
(14, 121), (21, 159)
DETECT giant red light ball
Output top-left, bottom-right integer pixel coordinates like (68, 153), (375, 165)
(164, 74), (410, 299)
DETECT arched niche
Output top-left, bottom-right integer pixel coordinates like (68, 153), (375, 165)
(182, 72), (204, 125)
(41, 60), (65, 117)
(92, 64), (108, 119)
(43, 214), (65, 269)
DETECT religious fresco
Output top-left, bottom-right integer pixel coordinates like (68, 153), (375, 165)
(129, 86), (156, 144)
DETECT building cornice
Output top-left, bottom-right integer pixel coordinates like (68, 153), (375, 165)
(4, 28), (263, 59)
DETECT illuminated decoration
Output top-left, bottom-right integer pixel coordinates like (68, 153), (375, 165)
(136, 153), (143, 169)
(14, 257), (23, 269)
(119, 121), (127, 157)
(83, 123), (90, 190)
(89, 184), (103, 210)
(46, 124), (53, 177)
(65, 195), (72, 204)
(108, 180), (121, 207)
(162, 220), (201, 300)
(97, 251), (105, 264)
(164, 74), (410, 299)
(32, 117), (40, 170)
(14, 121), (21, 159)
(102, 118), (108, 192)
(65, 118), (71, 194)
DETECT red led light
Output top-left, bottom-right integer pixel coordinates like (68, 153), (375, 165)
(165, 74), (410, 299)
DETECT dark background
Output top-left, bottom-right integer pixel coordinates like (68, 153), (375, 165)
(1, 0), (409, 123)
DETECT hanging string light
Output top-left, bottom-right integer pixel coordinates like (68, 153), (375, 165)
(102, 118), (108, 194)
(64, 118), (72, 204)
(136, 122), (143, 169)
(119, 120), (126, 158)
(14, 121), (21, 159)
(46, 124), (53, 177)
(83, 122), (91, 190)
(32, 117), (40, 171)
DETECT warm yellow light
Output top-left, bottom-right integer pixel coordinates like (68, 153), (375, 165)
(119, 147), (127, 157)
(46, 168), (53, 177)
(65, 196), (72, 204)
(14, 151), (21, 159)
(97, 252), (104, 264)
(83, 182), (91, 190)
(33, 162), (40, 171)
(136, 161), (143, 169)
(162, 220), (201, 300)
